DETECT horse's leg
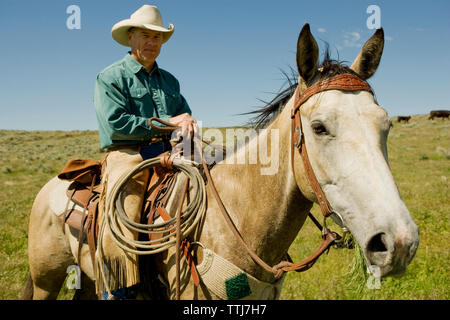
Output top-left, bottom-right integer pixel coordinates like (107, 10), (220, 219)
(28, 178), (75, 300)
(73, 272), (98, 300)
(20, 274), (33, 300)
(31, 265), (70, 300)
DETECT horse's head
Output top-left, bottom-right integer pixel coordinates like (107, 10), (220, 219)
(293, 24), (419, 277)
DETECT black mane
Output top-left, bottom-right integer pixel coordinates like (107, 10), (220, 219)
(247, 48), (361, 128)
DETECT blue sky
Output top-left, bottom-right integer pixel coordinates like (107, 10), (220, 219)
(0, 0), (449, 130)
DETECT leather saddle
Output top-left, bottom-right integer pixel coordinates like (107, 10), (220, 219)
(58, 158), (103, 267)
(56, 154), (193, 269)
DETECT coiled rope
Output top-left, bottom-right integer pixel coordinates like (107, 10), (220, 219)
(96, 155), (207, 298)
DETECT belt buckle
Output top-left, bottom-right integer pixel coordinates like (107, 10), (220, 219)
(150, 137), (164, 143)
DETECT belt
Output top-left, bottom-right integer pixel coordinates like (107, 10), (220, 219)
(106, 137), (170, 152)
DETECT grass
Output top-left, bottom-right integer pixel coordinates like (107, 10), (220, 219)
(0, 115), (448, 299)
(0, 130), (103, 300)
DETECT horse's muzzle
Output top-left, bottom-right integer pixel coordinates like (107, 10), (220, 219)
(365, 225), (419, 277)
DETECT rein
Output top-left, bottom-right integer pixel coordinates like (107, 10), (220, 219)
(147, 75), (374, 291)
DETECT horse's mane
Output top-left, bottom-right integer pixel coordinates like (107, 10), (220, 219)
(247, 48), (362, 128)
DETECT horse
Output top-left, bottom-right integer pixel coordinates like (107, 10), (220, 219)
(23, 24), (419, 300)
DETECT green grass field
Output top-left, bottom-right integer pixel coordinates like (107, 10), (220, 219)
(0, 115), (448, 299)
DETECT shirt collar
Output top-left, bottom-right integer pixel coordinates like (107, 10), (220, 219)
(124, 52), (160, 75)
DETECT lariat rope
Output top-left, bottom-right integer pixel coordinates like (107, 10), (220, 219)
(97, 156), (207, 299)
(98, 157), (206, 255)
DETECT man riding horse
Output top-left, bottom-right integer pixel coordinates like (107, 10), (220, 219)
(94, 5), (197, 299)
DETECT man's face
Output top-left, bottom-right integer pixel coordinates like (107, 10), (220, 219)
(128, 28), (163, 67)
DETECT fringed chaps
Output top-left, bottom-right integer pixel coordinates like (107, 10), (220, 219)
(95, 147), (149, 295)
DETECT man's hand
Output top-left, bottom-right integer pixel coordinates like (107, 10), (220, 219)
(168, 113), (198, 140)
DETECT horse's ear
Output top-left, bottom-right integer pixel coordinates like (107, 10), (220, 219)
(350, 28), (384, 80)
(297, 24), (319, 84)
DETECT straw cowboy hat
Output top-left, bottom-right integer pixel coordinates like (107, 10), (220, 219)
(111, 5), (174, 46)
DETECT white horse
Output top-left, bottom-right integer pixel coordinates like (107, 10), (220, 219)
(23, 24), (419, 299)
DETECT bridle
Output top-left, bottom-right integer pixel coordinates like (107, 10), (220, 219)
(286, 73), (375, 273)
(208, 73), (374, 279)
(148, 73), (375, 284)
(291, 73), (374, 228)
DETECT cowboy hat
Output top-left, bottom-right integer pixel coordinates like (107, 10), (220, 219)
(111, 5), (174, 46)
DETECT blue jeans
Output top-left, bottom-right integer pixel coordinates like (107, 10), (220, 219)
(139, 141), (172, 161)
(102, 286), (138, 300)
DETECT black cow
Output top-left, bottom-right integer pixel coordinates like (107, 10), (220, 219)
(428, 110), (450, 120)
(398, 116), (411, 123)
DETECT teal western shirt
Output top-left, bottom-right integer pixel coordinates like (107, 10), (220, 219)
(94, 53), (191, 149)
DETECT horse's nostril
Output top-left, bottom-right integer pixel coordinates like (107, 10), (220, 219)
(368, 233), (388, 252)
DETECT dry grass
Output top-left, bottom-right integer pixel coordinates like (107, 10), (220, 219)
(0, 115), (448, 299)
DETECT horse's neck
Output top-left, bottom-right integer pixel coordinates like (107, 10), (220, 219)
(206, 96), (312, 281)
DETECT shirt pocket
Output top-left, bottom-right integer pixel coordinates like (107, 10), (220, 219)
(162, 89), (181, 114)
(128, 87), (150, 114)
(129, 87), (148, 99)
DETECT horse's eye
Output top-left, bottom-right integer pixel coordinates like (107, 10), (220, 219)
(312, 123), (328, 135)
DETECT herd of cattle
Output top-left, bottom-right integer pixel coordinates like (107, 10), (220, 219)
(397, 110), (450, 123)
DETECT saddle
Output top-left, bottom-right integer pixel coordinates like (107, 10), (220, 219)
(58, 158), (102, 267)
(57, 154), (199, 285)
